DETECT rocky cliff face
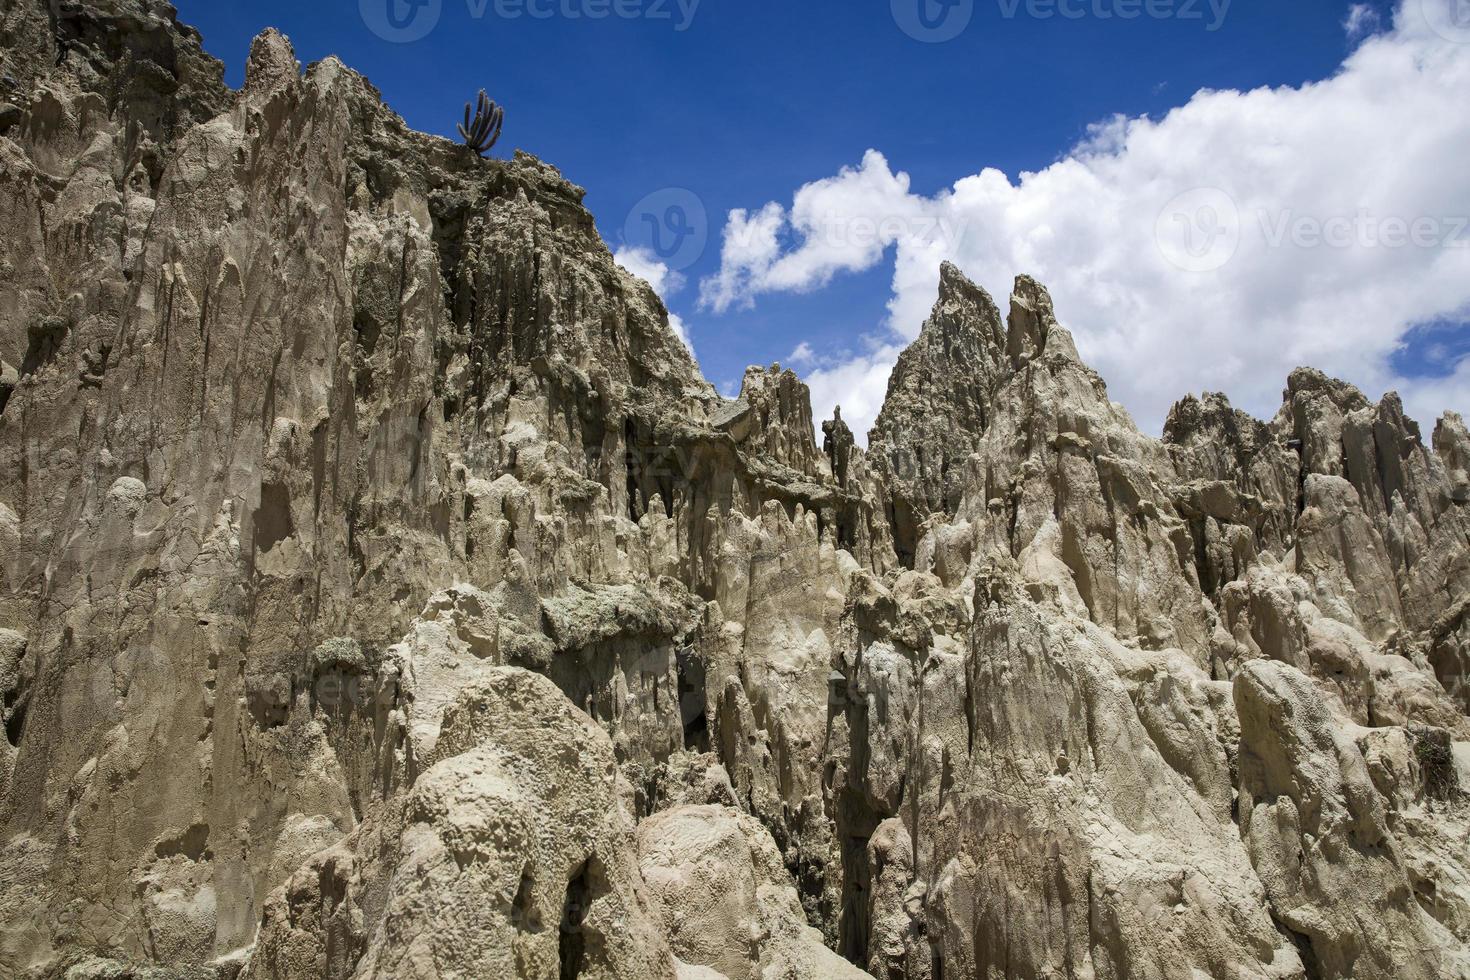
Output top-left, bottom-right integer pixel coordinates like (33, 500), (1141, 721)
(1, 3), (1469, 978)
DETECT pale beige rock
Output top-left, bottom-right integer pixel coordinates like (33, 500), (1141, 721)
(1235, 660), (1467, 978)
(635, 804), (870, 980)
(2, 3), (1470, 979)
(249, 667), (678, 980)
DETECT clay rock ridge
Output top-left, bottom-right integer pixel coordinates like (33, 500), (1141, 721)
(1, 4), (1469, 979)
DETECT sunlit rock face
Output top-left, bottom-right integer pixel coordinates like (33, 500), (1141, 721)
(1, 3), (1469, 978)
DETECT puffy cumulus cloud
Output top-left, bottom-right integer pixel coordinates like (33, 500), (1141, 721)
(701, 0), (1470, 443)
(699, 156), (965, 315)
(698, 202), (786, 312)
(615, 246), (695, 356)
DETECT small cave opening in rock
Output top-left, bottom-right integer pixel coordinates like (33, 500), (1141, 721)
(559, 855), (606, 980)
(246, 675), (293, 730)
(836, 787), (884, 967)
(3, 697), (26, 748)
(656, 462), (677, 519)
(511, 864), (542, 933)
(154, 822), (211, 862)
(677, 646), (709, 752)
(1273, 915), (1322, 980)
(889, 496), (919, 570)
(833, 501), (858, 553)
(352, 309), (381, 358)
(1428, 641), (1470, 714)
(426, 195), (471, 315)
(253, 481), (295, 555)
(1188, 515), (1216, 596)
(2, 667), (23, 748)
(21, 315), (69, 377)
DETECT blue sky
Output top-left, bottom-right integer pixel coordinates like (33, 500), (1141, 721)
(179, 0), (1470, 436)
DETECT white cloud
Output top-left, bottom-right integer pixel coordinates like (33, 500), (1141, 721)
(702, 0), (1470, 444)
(1345, 3), (1382, 38)
(1401, 355), (1470, 428)
(699, 155), (969, 316)
(788, 341), (818, 367)
(615, 245), (686, 298)
(668, 312), (694, 353)
(802, 343), (906, 441)
(698, 203), (785, 312)
(615, 246), (696, 357)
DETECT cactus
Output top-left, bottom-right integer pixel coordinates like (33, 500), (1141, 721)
(458, 89), (504, 158)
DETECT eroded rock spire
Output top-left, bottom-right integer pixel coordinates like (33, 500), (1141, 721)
(1, 4), (1468, 979)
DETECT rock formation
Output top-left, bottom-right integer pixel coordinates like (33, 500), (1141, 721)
(1, 3), (1468, 978)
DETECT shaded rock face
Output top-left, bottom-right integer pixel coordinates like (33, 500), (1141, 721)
(1, 4), (1468, 979)
(869, 262), (1008, 566)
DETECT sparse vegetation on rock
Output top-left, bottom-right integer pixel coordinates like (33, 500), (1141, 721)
(458, 88), (504, 157)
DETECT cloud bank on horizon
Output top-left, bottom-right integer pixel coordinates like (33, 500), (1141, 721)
(693, 0), (1470, 444)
